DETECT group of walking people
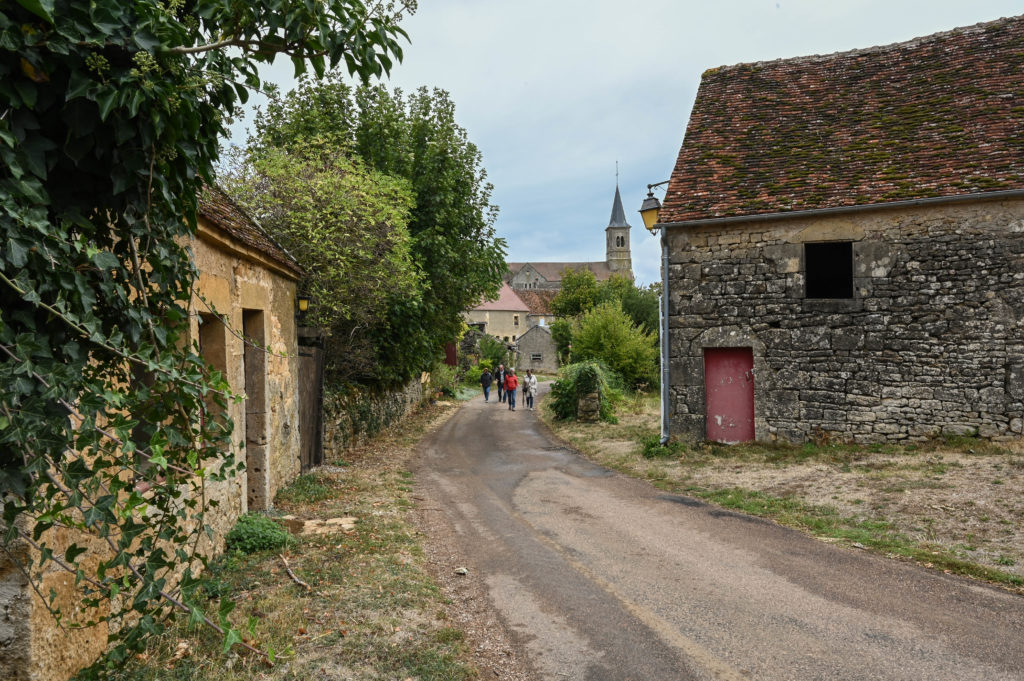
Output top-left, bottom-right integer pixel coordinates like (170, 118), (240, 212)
(479, 364), (537, 411)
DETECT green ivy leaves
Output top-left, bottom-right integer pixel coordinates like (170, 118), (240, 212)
(0, 0), (410, 672)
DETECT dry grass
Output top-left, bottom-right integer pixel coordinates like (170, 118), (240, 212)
(541, 393), (1024, 592)
(99, 402), (478, 681)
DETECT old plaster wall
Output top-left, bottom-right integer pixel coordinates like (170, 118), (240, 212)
(0, 220), (302, 681)
(463, 309), (526, 342)
(668, 197), (1024, 443)
(192, 218), (301, 517)
(510, 264), (557, 291)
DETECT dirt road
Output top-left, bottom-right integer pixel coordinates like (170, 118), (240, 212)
(413, 390), (1024, 680)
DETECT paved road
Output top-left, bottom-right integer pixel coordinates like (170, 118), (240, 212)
(414, 388), (1024, 680)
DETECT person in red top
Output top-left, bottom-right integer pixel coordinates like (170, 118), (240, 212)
(504, 369), (519, 411)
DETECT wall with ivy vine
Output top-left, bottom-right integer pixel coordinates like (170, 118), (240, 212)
(323, 378), (425, 454)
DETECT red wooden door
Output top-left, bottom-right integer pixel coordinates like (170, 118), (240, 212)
(704, 347), (755, 443)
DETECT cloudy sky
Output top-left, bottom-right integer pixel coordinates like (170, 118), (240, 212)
(233, 0), (1024, 285)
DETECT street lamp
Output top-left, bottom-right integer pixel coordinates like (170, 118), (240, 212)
(639, 180), (670, 446)
(639, 180), (669, 233)
(296, 294), (310, 323)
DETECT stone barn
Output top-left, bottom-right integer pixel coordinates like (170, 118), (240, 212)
(657, 16), (1024, 444)
(516, 325), (559, 373)
(0, 186), (305, 681)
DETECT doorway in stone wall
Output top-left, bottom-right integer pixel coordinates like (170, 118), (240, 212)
(704, 347), (755, 443)
(243, 309), (269, 509)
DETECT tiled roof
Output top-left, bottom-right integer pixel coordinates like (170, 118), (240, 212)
(198, 185), (303, 278)
(515, 289), (558, 315)
(471, 283), (530, 312)
(660, 15), (1024, 224)
(506, 261), (613, 282)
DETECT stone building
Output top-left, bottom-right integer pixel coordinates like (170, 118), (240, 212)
(506, 185), (634, 291)
(464, 282), (530, 342)
(515, 325), (559, 373)
(0, 186), (305, 680)
(658, 16), (1024, 444)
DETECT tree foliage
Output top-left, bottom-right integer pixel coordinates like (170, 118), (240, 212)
(0, 0), (409, 668)
(549, 272), (661, 374)
(569, 301), (658, 389)
(550, 268), (601, 318)
(221, 142), (419, 385)
(246, 75), (507, 386)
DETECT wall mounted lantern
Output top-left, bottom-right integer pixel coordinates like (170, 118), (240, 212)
(639, 180), (669, 234)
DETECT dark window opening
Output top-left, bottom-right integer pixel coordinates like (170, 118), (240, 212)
(805, 242), (853, 299)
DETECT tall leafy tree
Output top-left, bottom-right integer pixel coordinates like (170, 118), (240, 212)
(0, 0), (410, 666)
(221, 142), (420, 385)
(550, 268), (601, 318)
(249, 76), (507, 386)
(550, 272), (661, 362)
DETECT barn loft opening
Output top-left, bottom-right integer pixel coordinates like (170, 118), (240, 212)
(805, 241), (853, 299)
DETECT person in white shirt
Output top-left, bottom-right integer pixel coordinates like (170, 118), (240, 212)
(522, 369), (539, 410)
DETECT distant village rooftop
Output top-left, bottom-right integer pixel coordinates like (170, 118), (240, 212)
(660, 15), (1024, 224)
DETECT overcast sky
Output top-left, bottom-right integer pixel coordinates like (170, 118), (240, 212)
(232, 1), (1024, 285)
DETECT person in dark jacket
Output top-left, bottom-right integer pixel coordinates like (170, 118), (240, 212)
(480, 368), (493, 403)
(495, 364), (507, 403)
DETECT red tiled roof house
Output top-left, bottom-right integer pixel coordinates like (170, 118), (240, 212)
(659, 16), (1024, 444)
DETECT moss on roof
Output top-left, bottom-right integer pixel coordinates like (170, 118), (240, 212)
(662, 15), (1024, 223)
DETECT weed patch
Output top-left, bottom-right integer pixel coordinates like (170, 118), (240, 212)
(274, 473), (336, 506)
(102, 403), (478, 681)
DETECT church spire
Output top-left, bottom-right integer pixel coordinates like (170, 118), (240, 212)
(607, 184), (631, 228)
(605, 173), (633, 280)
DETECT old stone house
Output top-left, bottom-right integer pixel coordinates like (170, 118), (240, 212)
(515, 325), (559, 373)
(506, 185), (634, 291)
(658, 16), (1024, 444)
(0, 186), (305, 680)
(465, 282), (531, 342)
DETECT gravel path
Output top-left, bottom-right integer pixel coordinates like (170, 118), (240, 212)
(412, 391), (1024, 680)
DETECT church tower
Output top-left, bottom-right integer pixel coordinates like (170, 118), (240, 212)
(605, 184), (633, 279)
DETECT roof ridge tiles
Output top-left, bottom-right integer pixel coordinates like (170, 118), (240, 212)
(703, 15), (1015, 76)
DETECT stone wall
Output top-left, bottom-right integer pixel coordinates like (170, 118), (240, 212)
(323, 378), (426, 454)
(0, 219), (303, 681)
(668, 197), (1024, 444)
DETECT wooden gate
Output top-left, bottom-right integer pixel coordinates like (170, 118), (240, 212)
(704, 347), (755, 443)
(298, 327), (326, 471)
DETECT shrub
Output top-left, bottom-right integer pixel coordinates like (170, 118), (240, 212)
(463, 364), (485, 386)
(429, 363), (461, 398)
(226, 514), (294, 554)
(478, 335), (510, 368)
(548, 361), (621, 422)
(570, 301), (658, 388)
(641, 434), (686, 459)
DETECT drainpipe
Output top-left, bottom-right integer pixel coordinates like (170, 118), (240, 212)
(659, 225), (670, 445)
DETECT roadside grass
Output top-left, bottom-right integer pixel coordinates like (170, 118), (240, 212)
(540, 392), (1024, 593)
(99, 402), (475, 681)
